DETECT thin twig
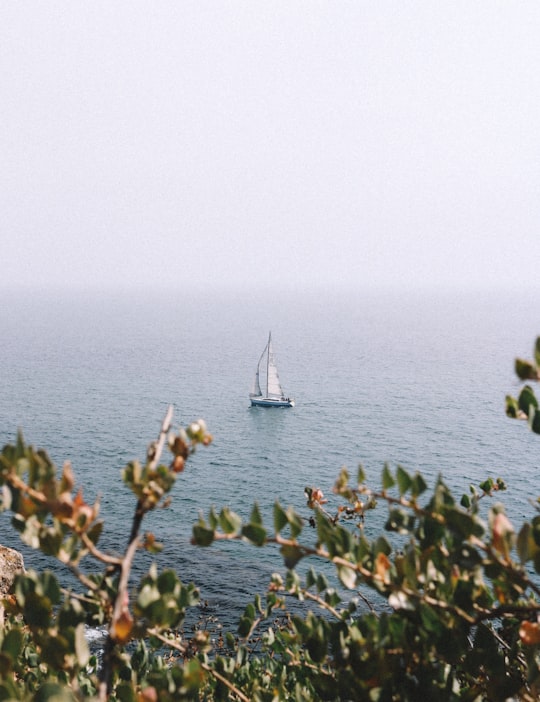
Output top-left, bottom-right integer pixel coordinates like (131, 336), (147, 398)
(300, 589), (342, 619)
(66, 563), (101, 593)
(148, 404), (174, 473)
(148, 628), (250, 702)
(98, 405), (175, 702)
(80, 533), (123, 566)
(356, 588), (377, 613)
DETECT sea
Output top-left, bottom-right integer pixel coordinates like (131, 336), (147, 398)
(0, 286), (539, 634)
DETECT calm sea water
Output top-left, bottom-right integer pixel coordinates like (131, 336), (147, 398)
(0, 287), (538, 630)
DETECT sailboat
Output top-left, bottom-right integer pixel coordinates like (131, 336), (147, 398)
(250, 332), (295, 408)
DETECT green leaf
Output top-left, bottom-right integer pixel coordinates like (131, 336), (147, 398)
(0, 678), (21, 701)
(218, 507), (241, 534)
(532, 516), (540, 547)
(518, 385), (538, 416)
(517, 523), (530, 563)
(41, 571), (61, 604)
(324, 589), (341, 607)
(34, 682), (77, 702)
(280, 544), (303, 569)
(241, 523), (267, 546)
(505, 395), (519, 418)
(374, 536), (392, 556)
(529, 406), (540, 434)
(396, 465), (412, 496)
(208, 506), (218, 530)
(39, 529), (64, 558)
(74, 623), (90, 667)
(357, 464), (366, 485)
(302, 616), (328, 663)
(250, 502), (263, 526)
(385, 508), (414, 534)
(23, 592), (52, 629)
(286, 507), (304, 539)
(137, 583), (160, 609)
(15, 430), (25, 460)
(57, 600), (85, 629)
(1, 628), (23, 660)
(237, 615), (252, 638)
(115, 682), (137, 702)
(515, 358), (538, 381)
(306, 567), (316, 589)
(446, 508), (484, 539)
(273, 501), (288, 533)
(192, 524), (215, 547)
(316, 573), (329, 592)
(479, 478), (495, 494)
(1, 486), (12, 510)
(411, 472), (428, 497)
(381, 463), (395, 490)
(534, 550), (540, 574)
(535, 337), (540, 367)
(157, 569), (178, 594)
(181, 658), (205, 693)
(238, 602), (256, 637)
(388, 590), (414, 611)
(337, 565), (357, 590)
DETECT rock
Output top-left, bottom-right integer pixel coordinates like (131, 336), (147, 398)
(0, 545), (25, 624)
(0, 544), (25, 597)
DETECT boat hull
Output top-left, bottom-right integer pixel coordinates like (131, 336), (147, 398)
(250, 396), (295, 408)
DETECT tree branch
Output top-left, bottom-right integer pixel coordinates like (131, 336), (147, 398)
(98, 405), (174, 702)
(148, 628), (251, 702)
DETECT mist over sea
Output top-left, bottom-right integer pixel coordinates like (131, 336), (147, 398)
(1, 287), (538, 630)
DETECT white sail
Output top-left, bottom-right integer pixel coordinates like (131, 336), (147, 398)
(250, 364), (262, 397)
(250, 372), (262, 397)
(250, 343), (267, 397)
(266, 336), (283, 398)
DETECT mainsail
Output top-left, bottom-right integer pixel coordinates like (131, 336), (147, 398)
(266, 335), (283, 398)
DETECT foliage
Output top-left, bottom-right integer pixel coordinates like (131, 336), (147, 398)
(506, 336), (540, 433)
(193, 467), (540, 701)
(0, 408), (214, 701)
(0, 343), (539, 700)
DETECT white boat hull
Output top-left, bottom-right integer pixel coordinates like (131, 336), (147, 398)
(250, 396), (295, 408)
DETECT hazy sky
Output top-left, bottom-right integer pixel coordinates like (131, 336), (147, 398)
(2, 2), (540, 293)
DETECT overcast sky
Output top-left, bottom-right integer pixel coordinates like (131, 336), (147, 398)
(2, 2), (539, 294)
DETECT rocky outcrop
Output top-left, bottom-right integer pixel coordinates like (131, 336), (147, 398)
(0, 545), (24, 623)
(0, 545), (25, 596)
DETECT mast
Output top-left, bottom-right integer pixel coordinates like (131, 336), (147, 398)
(266, 332), (271, 397)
